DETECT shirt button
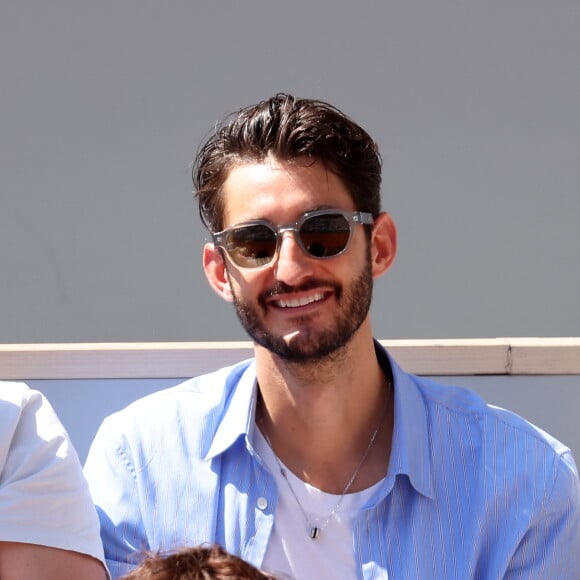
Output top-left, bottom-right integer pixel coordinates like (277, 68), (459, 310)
(257, 497), (268, 510)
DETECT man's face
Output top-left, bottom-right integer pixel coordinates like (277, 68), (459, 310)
(217, 157), (374, 362)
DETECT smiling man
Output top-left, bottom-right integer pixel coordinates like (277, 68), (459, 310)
(207, 159), (385, 363)
(84, 94), (580, 579)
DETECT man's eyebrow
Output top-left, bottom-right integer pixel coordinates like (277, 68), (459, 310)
(309, 204), (337, 212)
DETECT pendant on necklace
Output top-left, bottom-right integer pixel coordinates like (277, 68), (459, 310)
(309, 526), (320, 540)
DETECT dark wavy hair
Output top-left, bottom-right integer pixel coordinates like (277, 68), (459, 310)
(192, 93), (382, 232)
(120, 545), (275, 580)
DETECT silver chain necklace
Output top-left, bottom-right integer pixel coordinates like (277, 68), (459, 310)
(259, 381), (391, 540)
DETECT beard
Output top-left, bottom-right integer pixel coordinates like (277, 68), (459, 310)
(229, 252), (373, 363)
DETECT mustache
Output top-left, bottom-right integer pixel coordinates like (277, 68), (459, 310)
(260, 279), (341, 301)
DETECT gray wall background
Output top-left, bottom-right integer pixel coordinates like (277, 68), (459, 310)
(1, 1), (579, 343)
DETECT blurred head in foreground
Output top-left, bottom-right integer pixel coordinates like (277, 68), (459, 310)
(119, 545), (275, 580)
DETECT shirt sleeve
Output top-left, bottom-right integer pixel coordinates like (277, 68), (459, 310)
(505, 449), (580, 578)
(84, 415), (149, 579)
(0, 383), (107, 571)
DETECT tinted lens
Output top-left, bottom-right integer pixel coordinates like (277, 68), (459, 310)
(226, 223), (277, 267)
(299, 213), (351, 258)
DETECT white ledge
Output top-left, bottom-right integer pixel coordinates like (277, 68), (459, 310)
(0, 338), (579, 380)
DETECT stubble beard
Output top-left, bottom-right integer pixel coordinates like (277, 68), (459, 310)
(229, 253), (373, 364)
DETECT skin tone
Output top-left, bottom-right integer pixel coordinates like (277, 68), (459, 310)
(203, 156), (397, 494)
(0, 542), (108, 580)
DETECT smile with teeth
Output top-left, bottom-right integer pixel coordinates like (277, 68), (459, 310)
(274, 292), (326, 309)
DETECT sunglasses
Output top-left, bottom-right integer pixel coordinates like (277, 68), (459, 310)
(212, 209), (374, 269)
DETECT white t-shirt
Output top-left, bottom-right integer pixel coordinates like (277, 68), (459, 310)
(255, 428), (384, 580)
(0, 381), (106, 568)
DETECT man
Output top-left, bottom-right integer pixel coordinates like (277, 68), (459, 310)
(85, 94), (580, 579)
(0, 381), (109, 579)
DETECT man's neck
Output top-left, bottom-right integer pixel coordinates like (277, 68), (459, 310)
(253, 333), (394, 494)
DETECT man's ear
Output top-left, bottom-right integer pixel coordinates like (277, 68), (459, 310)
(370, 212), (397, 279)
(203, 243), (234, 302)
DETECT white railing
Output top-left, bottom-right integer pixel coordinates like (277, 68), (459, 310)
(1, 338), (579, 379)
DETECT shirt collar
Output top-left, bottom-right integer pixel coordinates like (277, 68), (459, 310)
(204, 359), (258, 460)
(375, 341), (435, 499)
(205, 343), (436, 500)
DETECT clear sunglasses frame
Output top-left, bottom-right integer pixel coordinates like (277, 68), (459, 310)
(212, 208), (374, 269)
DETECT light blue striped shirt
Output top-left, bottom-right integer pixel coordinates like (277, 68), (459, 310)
(84, 344), (580, 579)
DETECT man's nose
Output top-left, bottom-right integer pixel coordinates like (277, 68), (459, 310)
(273, 230), (314, 285)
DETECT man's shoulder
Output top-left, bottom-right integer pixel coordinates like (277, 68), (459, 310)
(100, 358), (255, 431)
(410, 372), (573, 463)
(0, 380), (39, 419)
(0, 381), (59, 453)
(85, 358), (257, 487)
